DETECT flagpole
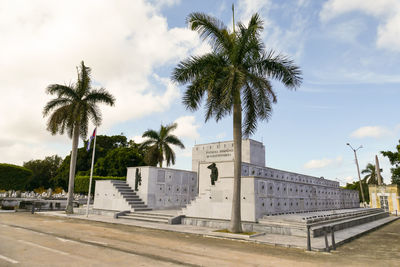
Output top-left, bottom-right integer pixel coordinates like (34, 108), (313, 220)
(86, 129), (97, 217)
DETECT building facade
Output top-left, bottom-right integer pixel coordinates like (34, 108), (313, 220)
(184, 139), (359, 222)
(369, 184), (400, 214)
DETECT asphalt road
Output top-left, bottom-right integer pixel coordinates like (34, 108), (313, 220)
(0, 213), (399, 266)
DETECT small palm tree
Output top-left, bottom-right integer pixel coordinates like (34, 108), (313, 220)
(141, 123), (185, 168)
(361, 163), (381, 185)
(172, 10), (301, 232)
(43, 61), (115, 214)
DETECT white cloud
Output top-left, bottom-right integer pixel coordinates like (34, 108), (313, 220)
(237, 0), (272, 24)
(131, 135), (147, 144)
(343, 176), (355, 183)
(236, 0), (309, 60)
(320, 0), (400, 52)
(350, 126), (391, 138)
(304, 156), (343, 169)
(0, 0), (204, 164)
(216, 132), (227, 139)
(173, 116), (200, 140)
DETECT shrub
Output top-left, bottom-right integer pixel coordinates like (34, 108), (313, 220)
(54, 187), (64, 194)
(34, 187), (46, 194)
(0, 163), (33, 191)
(74, 176), (125, 194)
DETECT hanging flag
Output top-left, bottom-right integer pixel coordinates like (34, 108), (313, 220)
(86, 128), (97, 151)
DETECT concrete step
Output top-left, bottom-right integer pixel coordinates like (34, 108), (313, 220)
(123, 194), (139, 197)
(114, 185), (131, 189)
(132, 207), (153, 212)
(110, 180), (127, 184)
(123, 213), (172, 220)
(118, 214), (168, 223)
(130, 204), (148, 208)
(124, 197), (140, 201)
(128, 201), (145, 205)
(135, 211), (177, 218)
(311, 211), (390, 237)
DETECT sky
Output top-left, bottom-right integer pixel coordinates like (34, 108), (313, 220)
(1, 0), (399, 186)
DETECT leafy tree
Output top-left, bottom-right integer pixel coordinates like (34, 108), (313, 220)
(361, 163), (381, 185)
(141, 123), (185, 168)
(94, 147), (145, 177)
(23, 155), (62, 190)
(43, 61), (115, 213)
(172, 10), (301, 232)
(344, 180), (370, 203)
(381, 141), (400, 185)
(54, 135), (144, 188)
(0, 163), (33, 191)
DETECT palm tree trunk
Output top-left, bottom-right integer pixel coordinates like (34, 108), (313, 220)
(159, 147), (163, 168)
(66, 123), (80, 214)
(230, 97), (243, 233)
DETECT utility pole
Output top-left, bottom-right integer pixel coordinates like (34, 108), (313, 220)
(347, 143), (366, 206)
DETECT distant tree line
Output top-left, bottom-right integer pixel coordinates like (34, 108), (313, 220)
(16, 134), (146, 191)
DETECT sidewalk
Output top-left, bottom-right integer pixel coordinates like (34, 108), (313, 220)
(37, 210), (399, 252)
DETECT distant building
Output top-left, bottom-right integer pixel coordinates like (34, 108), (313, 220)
(369, 184), (400, 214)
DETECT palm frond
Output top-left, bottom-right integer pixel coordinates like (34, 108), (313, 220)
(142, 129), (160, 140)
(258, 51), (302, 89)
(43, 98), (72, 116)
(46, 84), (77, 99)
(164, 135), (185, 149)
(187, 12), (231, 52)
(163, 144), (176, 167)
(84, 88), (116, 106)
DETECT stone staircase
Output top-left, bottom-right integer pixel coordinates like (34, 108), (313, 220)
(257, 208), (390, 237)
(110, 180), (151, 212)
(117, 211), (180, 224)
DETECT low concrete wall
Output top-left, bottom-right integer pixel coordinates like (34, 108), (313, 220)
(93, 180), (131, 211)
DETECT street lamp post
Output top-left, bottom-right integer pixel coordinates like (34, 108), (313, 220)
(346, 143), (366, 206)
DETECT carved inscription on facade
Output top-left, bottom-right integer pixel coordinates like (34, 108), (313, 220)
(205, 149), (233, 160)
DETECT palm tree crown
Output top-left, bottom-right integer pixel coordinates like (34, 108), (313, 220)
(141, 123), (185, 168)
(172, 12), (302, 135)
(43, 61), (115, 139)
(361, 163), (381, 185)
(172, 11), (302, 232)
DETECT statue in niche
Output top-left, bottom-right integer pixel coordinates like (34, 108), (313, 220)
(207, 163), (218, 185)
(135, 168), (142, 191)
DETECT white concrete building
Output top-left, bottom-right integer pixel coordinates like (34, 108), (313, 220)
(183, 139), (359, 222)
(94, 139), (359, 221)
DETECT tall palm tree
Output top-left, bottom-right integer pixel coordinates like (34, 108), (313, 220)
(361, 163), (381, 185)
(43, 61), (115, 214)
(141, 123), (185, 168)
(172, 10), (301, 232)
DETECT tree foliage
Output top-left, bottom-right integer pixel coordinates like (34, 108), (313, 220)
(74, 176), (125, 194)
(0, 163), (33, 191)
(381, 140), (400, 185)
(94, 147), (145, 177)
(361, 163), (381, 185)
(23, 155), (62, 190)
(344, 181), (370, 203)
(141, 123), (185, 168)
(54, 135), (145, 189)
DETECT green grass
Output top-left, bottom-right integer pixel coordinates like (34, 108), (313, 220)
(214, 229), (257, 235)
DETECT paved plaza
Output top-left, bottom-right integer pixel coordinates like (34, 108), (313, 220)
(0, 212), (399, 266)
